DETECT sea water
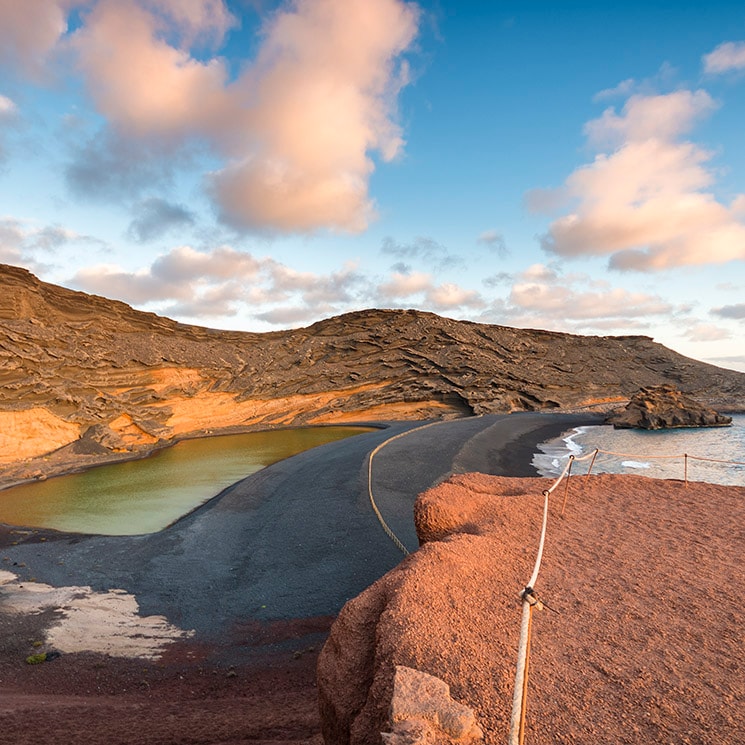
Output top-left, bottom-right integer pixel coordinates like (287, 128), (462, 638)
(533, 414), (745, 486)
(0, 426), (373, 535)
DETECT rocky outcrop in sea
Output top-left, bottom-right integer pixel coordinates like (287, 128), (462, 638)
(604, 384), (733, 429)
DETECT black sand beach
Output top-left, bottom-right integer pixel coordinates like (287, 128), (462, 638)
(1, 413), (597, 643)
(0, 412), (599, 745)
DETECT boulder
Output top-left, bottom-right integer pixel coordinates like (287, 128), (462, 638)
(317, 473), (547, 745)
(381, 666), (483, 744)
(605, 384), (732, 430)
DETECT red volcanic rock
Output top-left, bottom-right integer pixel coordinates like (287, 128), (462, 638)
(317, 473), (745, 744)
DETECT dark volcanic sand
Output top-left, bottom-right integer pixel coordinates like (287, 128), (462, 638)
(0, 413), (599, 744)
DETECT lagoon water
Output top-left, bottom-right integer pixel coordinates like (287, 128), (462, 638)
(533, 414), (745, 486)
(0, 426), (372, 536)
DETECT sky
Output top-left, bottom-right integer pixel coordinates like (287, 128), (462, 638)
(1, 0), (744, 372)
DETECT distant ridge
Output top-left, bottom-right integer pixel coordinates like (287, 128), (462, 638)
(1, 263), (744, 484)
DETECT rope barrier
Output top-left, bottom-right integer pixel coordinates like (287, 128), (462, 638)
(367, 419), (463, 556)
(579, 447), (744, 486)
(593, 448), (744, 466)
(508, 438), (741, 743)
(508, 452), (585, 744)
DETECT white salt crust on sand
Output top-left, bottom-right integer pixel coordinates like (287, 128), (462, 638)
(0, 570), (193, 659)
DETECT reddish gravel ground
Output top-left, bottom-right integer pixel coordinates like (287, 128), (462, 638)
(319, 473), (745, 744)
(2, 473), (744, 744)
(0, 615), (328, 745)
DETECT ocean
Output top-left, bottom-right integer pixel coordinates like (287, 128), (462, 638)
(533, 414), (745, 487)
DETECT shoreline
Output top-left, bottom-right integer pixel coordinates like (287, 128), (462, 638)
(3, 409), (738, 743)
(0, 420), (393, 492)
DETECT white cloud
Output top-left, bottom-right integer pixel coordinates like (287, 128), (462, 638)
(425, 283), (483, 310)
(703, 41), (745, 74)
(71, 0), (231, 140)
(0, 216), (102, 269)
(68, 245), (370, 324)
(593, 78), (636, 101)
(683, 323), (731, 342)
(375, 269), (484, 310)
(583, 90), (716, 149)
(142, 0), (236, 46)
(509, 282), (672, 320)
(6, 0), (420, 234)
(0, 94), (17, 117)
(0, 0), (77, 80)
(520, 263), (558, 283)
(378, 270), (432, 298)
(210, 0), (420, 233)
(537, 90), (745, 271)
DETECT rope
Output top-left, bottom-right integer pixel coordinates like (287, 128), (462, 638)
(509, 447), (598, 744)
(367, 419), (461, 556)
(507, 437), (742, 742)
(594, 448), (744, 466)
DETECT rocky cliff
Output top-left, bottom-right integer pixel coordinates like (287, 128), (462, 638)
(2, 263), (744, 484)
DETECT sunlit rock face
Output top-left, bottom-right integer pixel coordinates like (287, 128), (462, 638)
(605, 384), (733, 429)
(2, 263), (744, 483)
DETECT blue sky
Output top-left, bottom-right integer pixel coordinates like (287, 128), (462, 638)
(1, 0), (744, 371)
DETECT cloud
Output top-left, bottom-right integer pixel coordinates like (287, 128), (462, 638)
(683, 323), (731, 342)
(1, 0), (420, 233)
(378, 270), (432, 298)
(705, 354), (745, 373)
(703, 41), (745, 74)
(68, 244), (369, 323)
(71, 0), (231, 140)
(593, 78), (636, 101)
(537, 90), (745, 271)
(0, 218), (26, 265)
(480, 265), (679, 334)
(0, 94), (19, 164)
(483, 271), (513, 288)
(127, 197), (196, 242)
(31, 225), (103, 250)
(509, 282), (672, 320)
(66, 130), (193, 200)
(476, 230), (508, 256)
(0, 216), (103, 268)
(583, 90), (716, 149)
(255, 305), (326, 326)
(141, 0), (235, 47)
(44, 0), (419, 233)
(381, 236), (462, 269)
(209, 0), (420, 233)
(0, 0), (78, 80)
(0, 95), (17, 118)
(712, 303), (745, 319)
(376, 269), (484, 310)
(520, 263), (559, 283)
(164, 281), (246, 318)
(425, 283), (483, 310)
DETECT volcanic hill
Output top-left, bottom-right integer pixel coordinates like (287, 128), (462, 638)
(1, 263), (744, 485)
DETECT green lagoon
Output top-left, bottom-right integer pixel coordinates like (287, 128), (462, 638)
(0, 426), (373, 536)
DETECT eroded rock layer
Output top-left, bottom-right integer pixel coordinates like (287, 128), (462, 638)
(2, 263), (744, 483)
